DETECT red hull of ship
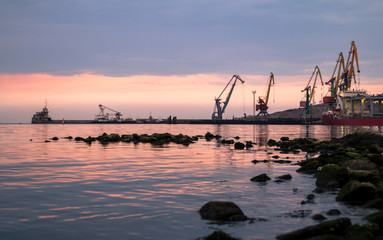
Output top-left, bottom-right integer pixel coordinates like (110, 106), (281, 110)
(322, 115), (383, 126)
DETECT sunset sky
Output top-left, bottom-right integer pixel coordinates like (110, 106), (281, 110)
(1, 0), (383, 123)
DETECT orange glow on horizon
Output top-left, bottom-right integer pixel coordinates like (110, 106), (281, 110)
(0, 73), (383, 122)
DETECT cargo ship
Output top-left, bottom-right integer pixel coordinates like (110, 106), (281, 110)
(322, 90), (383, 126)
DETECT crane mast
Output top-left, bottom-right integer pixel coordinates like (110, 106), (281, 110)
(300, 66), (324, 110)
(256, 72), (275, 117)
(212, 75), (245, 120)
(340, 41), (360, 91)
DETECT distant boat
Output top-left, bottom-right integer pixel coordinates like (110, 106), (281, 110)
(31, 104), (52, 123)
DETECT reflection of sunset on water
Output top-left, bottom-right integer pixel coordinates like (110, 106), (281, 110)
(0, 124), (381, 239)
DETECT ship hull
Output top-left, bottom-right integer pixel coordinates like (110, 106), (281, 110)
(322, 114), (383, 126)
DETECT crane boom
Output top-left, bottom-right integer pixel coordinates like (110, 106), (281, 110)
(301, 66), (323, 109)
(255, 72), (275, 117)
(341, 41), (360, 91)
(212, 75), (245, 120)
(265, 72), (275, 106)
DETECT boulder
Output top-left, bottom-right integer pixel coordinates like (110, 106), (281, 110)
(344, 224), (376, 240)
(205, 132), (215, 140)
(234, 142), (245, 150)
(336, 180), (376, 202)
(251, 173), (271, 182)
(316, 164), (341, 189)
(199, 201), (248, 221)
(276, 218), (351, 240)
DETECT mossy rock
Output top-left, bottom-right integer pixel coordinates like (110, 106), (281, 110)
(367, 210), (383, 234)
(344, 224), (376, 240)
(276, 218), (351, 240)
(316, 164), (341, 189)
(297, 159), (319, 174)
(336, 180), (376, 202)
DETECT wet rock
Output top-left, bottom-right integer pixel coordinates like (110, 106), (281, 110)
(276, 174), (292, 181)
(366, 210), (383, 231)
(267, 139), (277, 146)
(282, 210), (312, 218)
(199, 201), (248, 221)
(245, 141), (254, 149)
(297, 159), (319, 174)
(273, 160), (292, 164)
(336, 180), (376, 203)
(301, 194), (315, 204)
(344, 224), (376, 240)
(326, 209), (341, 216)
(276, 218), (352, 240)
(221, 139), (234, 144)
(312, 214), (327, 221)
(316, 164), (341, 189)
(341, 160), (380, 184)
(250, 173), (271, 182)
(234, 142), (245, 150)
(205, 132), (215, 140)
(203, 230), (239, 240)
(280, 136), (289, 142)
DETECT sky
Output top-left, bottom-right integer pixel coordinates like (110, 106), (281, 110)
(1, 0), (383, 123)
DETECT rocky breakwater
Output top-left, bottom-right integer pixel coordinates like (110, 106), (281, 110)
(272, 128), (383, 239)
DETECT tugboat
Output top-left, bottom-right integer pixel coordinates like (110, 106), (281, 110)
(31, 101), (52, 123)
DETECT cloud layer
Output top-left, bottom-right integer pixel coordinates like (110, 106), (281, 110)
(1, 1), (382, 77)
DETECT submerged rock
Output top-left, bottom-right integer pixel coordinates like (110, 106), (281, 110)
(250, 173), (271, 182)
(312, 214), (327, 221)
(199, 201), (248, 221)
(327, 209), (341, 216)
(203, 230), (239, 240)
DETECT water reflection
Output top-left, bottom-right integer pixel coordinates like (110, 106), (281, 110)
(0, 124), (382, 240)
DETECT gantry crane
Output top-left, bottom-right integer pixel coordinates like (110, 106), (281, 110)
(324, 52), (345, 103)
(300, 66), (324, 115)
(212, 75), (245, 120)
(340, 41), (360, 91)
(95, 104), (123, 122)
(256, 72), (275, 117)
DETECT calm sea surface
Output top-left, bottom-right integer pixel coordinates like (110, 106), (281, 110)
(0, 124), (382, 240)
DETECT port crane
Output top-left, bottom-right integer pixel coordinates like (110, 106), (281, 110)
(340, 41), (360, 91)
(95, 104), (123, 122)
(256, 72), (275, 117)
(324, 52), (346, 103)
(300, 66), (324, 116)
(212, 75), (245, 120)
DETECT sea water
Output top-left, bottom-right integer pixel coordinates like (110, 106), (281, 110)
(0, 124), (381, 240)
